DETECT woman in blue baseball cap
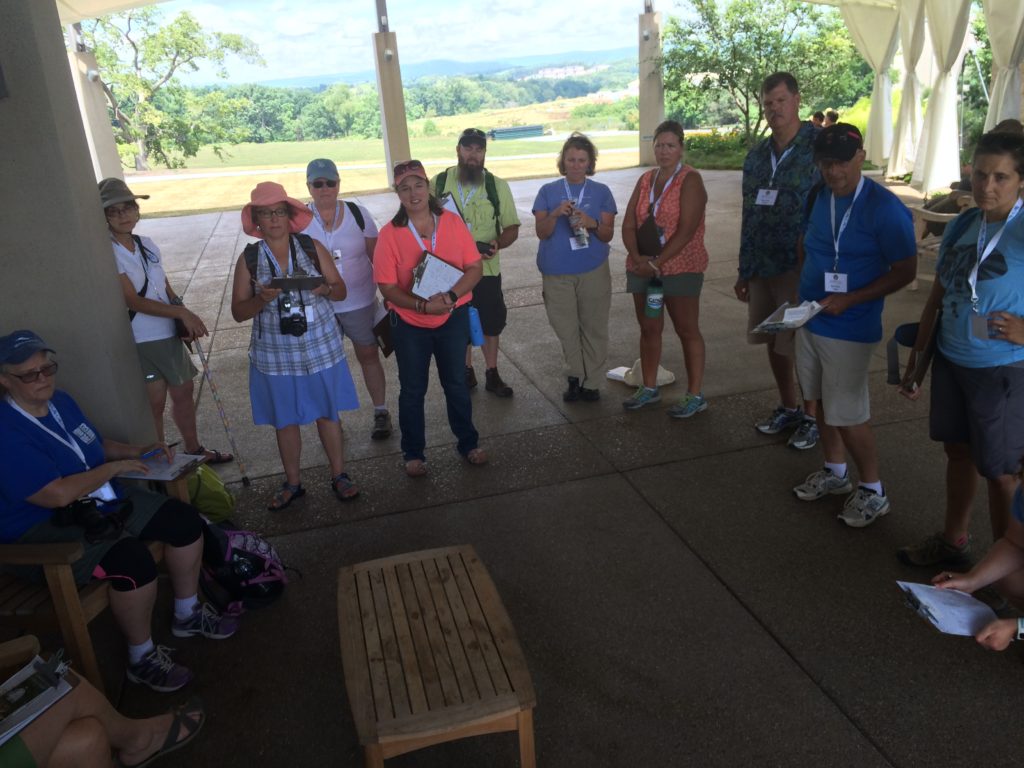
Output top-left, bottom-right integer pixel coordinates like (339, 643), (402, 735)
(0, 330), (240, 693)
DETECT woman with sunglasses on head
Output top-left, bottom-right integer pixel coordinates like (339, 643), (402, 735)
(374, 160), (486, 477)
(99, 178), (233, 467)
(0, 330), (239, 694)
(230, 182), (360, 509)
(302, 159), (392, 443)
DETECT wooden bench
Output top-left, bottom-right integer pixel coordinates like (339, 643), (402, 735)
(337, 545), (536, 767)
(0, 539), (164, 692)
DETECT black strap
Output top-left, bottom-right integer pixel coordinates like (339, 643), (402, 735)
(127, 235), (151, 322)
(345, 201), (365, 232)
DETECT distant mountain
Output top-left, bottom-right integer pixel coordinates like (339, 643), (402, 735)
(254, 47), (636, 89)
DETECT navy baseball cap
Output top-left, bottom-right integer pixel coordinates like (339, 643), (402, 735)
(0, 330), (54, 366)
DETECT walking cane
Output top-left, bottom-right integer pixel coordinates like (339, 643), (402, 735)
(193, 339), (251, 486)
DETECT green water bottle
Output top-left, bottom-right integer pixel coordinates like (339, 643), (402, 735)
(645, 277), (664, 318)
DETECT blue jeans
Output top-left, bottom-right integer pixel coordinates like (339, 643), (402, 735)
(391, 305), (479, 462)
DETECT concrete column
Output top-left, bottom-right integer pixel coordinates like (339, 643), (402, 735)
(0, 1), (154, 443)
(68, 50), (123, 181)
(373, 31), (411, 184)
(638, 11), (665, 167)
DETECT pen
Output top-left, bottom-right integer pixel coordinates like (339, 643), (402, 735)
(140, 441), (179, 460)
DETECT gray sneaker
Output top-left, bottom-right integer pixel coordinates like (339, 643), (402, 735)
(787, 418), (819, 450)
(756, 406), (804, 434)
(126, 645), (192, 693)
(839, 487), (891, 528)
(371, 410), (392, 440)
(897, 532), (971, 567)
(793, 468), (852, 501)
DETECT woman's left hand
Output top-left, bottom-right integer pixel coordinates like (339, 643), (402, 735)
(312, 282), (333, 298)
(989, 312), (1024, 344)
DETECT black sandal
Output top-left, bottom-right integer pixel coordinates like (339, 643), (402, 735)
(331, 473), (360, 501)
(185, 445), (234, 465)
(267, 482), (305, 511)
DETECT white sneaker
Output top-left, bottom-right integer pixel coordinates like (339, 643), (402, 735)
(792, 468), (852, 501)
(839, 487), (890, 528)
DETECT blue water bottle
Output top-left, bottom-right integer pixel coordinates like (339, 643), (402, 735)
(468, 306), (484, 346)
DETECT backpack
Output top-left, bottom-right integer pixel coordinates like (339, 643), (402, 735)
(187, 465), (235, 524)
(243, 232), (321, 283)
(200, 520), (289, 614)
(434, 168), (502, 236)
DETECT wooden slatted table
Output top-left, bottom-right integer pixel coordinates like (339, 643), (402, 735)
(338, 545), (536, 767)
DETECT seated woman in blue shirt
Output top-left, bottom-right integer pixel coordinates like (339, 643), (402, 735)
(0, 330), (239, 694)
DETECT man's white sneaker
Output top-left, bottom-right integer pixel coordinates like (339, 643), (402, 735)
(792, 468), (853, 501)
(838, 487), (890, 528)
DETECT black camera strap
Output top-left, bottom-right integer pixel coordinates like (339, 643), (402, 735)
(262, 238), (307, 316)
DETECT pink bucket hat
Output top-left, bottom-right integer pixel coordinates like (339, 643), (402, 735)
(240, 182), (313, 237)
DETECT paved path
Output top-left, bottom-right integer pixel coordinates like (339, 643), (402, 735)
(108, 169), (1022, 768)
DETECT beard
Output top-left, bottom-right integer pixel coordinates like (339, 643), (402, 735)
(458, 161), (483, 184)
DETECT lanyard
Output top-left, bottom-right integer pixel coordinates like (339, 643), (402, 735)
(769, 146), (794, 186)
(310, 202), (341, 251)
(971, 197), (1024, 310)
(563, 179), (587, 209)
(407, 215), (438, 253)
(6, 396), (88, 469)
(829, 177), (866, 272)
(456, 180), (478, 211)
(260, 239), (296, 277)
(648, 163), (682, 218)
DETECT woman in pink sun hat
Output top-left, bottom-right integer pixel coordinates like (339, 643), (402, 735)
(231, 181), (360, 510)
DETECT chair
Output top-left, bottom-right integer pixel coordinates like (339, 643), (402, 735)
(0, 540), (163, 692)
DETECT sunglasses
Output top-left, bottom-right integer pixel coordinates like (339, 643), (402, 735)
(393, 160), (425, 176)
(311, 180), (338, 189)
(105, 202), (139, 218)
(461, 129), (486, 140)
(7, 361), (58, 383)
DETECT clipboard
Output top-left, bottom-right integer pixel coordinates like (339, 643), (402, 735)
(268, 275), (325, 291)
(411, 251), (464, 300)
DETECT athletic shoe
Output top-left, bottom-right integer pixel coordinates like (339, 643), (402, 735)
(839, 487), (891, 528)
(787, 418), (820, 451)
(667, 392), (708, 419)
(623, 386), (661, 411)
(126, 645), (192, 693)
(172, 603), (240, 640)
(897, 532), (971, 567)
(563, 377), (582, 402)
(466, 366), (478, 389)
(371, 410), (392, 441)
(756, 406), (804, 435)
(792, 468), (853, 501)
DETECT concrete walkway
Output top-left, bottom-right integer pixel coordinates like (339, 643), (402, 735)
(100, 168), (1024, 768)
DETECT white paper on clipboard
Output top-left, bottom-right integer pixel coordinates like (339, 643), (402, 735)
(411, 252), (464, 299)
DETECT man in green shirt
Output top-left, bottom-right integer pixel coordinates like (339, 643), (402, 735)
(431, 128), (521, 396)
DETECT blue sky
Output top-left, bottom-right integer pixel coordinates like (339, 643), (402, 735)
(160, 0), (642, 84)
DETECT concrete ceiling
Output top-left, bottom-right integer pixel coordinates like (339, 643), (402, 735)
(56, 0), (163, 24)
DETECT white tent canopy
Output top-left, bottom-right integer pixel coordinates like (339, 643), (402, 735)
(982, 0), (1024, 131)
(888, 0), (926, 177)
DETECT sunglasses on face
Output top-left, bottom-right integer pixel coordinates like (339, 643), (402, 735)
(393, 160), (425, 176)
(7, 361), (58, 383)
(255, 208), (290, 220)
(105, 202), (139, 219)
(311, 180), (338, 189)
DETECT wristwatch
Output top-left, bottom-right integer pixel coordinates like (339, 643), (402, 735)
(170, 296), (184, 306)
(1016, 617), (1024, 641)
(447, 290), (458, 305)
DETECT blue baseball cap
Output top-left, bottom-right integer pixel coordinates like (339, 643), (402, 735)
(306, 158), (339, 182)
(0, 330), (54, 366)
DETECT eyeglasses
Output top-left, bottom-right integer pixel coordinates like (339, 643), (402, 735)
(7, 361), (58, 383)
(393, 160), (425, 176)
(255, 208), (290, 220)
(105, 202), (139, 219)
(310, 180), (338, 189)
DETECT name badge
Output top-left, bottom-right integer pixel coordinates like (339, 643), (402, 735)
(824, 272), (848, 293)
(332, 249), (343, 276)
(304, 306), (316, 323)
(755, 189), (779, 206)
(971, 313), (995, 340)
(72, 424), (97, 444)
(89, 481), (118, 503)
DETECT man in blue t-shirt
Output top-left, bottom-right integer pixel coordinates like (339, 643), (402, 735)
(791, 124), (917, 527)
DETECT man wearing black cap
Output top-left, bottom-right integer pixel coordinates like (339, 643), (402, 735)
(431, 128), (521, 397)
(791, 123), (917, 528)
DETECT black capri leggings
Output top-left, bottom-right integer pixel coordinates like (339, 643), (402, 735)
(94, 498), (203, 592)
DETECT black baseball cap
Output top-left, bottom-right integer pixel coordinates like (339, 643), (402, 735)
(458, 128), (487, 148)
(814, 123), (863, 162)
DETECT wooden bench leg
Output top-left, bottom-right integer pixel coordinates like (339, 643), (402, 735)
(517, 709), (536, 768)
(363, 744), (384, 768)
(43, 563), (103, 691)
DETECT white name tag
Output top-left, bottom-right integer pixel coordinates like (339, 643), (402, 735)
(568, 233), (588, 251)
(824, 272), (848, 293)
(304, 306), (316, 323)
(332, 249), (343, 277)
(755, 189), (779, 206)
(971, 313), (995, 340)
(73, 424), (97, 444)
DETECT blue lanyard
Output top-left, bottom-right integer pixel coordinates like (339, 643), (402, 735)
(456, 181), (478, 211)
(260, 239), (296, 277)
(309, 202), (341, 251)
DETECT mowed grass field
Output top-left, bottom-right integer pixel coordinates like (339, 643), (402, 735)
(130, 96), (643, 216)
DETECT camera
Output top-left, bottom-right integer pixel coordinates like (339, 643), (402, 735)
(278, 291), (307, 337)
(51, 497), (131, 543)
(475, 241), (495, 257)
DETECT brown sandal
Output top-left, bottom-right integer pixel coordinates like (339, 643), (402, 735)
(466, 448), (488, 466)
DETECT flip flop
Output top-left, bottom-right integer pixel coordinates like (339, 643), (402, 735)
(185, 446), (234, 465)
(404, 459), (428, 478)
(466, 448), (488, 466)
(115, 696), (205, 768)
(331, 472), (360, 501)
(267, 482), (305, 511)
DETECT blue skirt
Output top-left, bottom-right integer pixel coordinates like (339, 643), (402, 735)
(250, 360), (359, 429)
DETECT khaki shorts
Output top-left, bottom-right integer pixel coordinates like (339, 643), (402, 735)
(137, 337), (197, 387)
(746, 272), (800, 356)
(336, 302), (378, 347)
(795, 328), (876, 426)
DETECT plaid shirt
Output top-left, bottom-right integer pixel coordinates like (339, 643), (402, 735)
(249, 237), (346, 376)
(738, 122), (820, 280)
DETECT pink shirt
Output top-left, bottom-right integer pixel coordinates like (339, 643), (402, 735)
(633, 165), (708, 275)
